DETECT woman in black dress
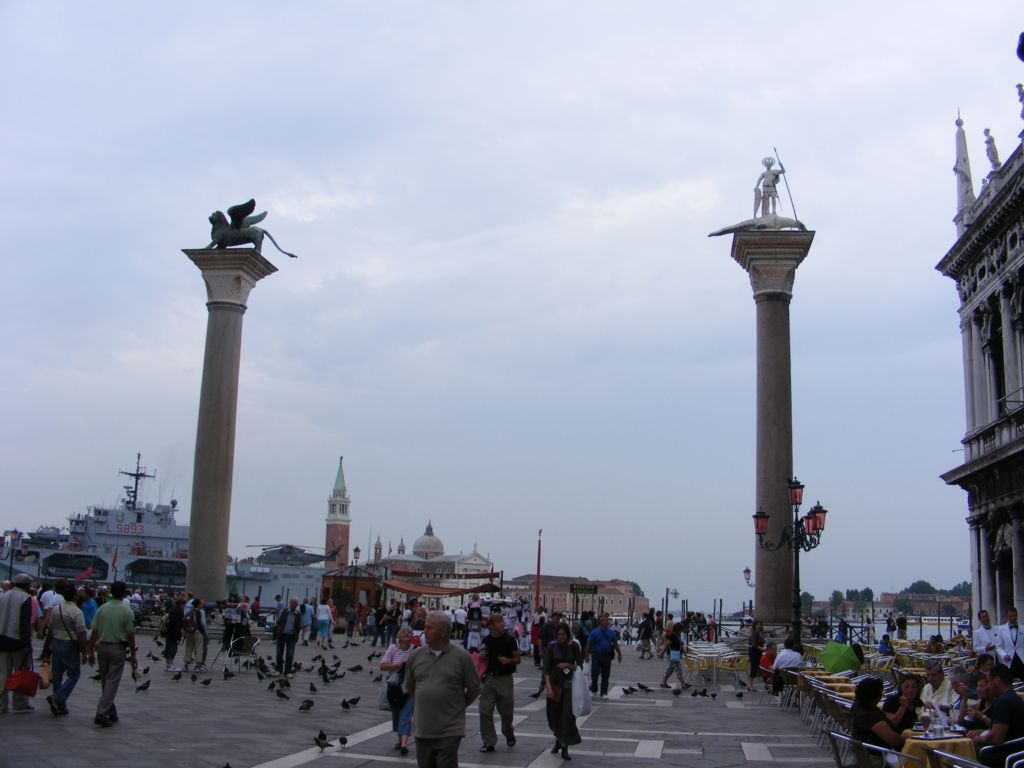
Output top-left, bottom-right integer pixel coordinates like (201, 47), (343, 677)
(882, 674), (922, 733)
(544, 623), (582, 761)
(747, 620), (766, 692)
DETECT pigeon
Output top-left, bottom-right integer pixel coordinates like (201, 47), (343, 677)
(710, 693), (717, 699)
(341, 696), (360, 710)
(305, 664), (315, 673)
(309, 682), (318, 694)
(171, 671), (182, 681)
(347, 664), (363, 672)
(153, 638), (163, 647)
(735, 692), (743, 699)
(191, 672), (198, 683)
(276, 688), (290, 700)
(299, 699), (314, 711)
(332, 671), (346, 680)
(637, 683), (652, 693)
(368, 651), (380, 661)
(333, 654), (340, 661)
(256, 671), (265, 681)
(699, 688), (708, 697)
(691, 690), (698, 698)
(529, 690), (542, 699)
(672, 688), (682, 696)
(337, 736), (348, 748)
(623, 688), (634, 696)
(135, 679), (151, 692)
(201, 678), (213, 686)
(311, 654), (322, 662)
(279, 677), (291, 689)
(314, 730), (332, 752)
(142, 666), (150, 675)
(147, 651), (160, 661)
(372, 674), (382, 683)
(224, 667), (235, 680)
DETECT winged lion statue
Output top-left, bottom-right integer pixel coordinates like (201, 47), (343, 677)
(207, 199), (297, 258)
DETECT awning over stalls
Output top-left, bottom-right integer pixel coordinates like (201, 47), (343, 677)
(382, 579), (501, 598)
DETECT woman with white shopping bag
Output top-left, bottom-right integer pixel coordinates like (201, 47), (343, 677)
(543, 623), (583, 761)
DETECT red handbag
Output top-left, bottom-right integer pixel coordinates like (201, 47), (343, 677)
(5, 668), (41, 697)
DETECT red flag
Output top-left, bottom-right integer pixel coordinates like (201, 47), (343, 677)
(74, 565), (95, 582)
(111, 546), (118, 570)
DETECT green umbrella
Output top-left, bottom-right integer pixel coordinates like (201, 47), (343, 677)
(819, 641), (860, 674)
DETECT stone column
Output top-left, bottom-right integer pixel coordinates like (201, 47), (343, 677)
(962, 319), (976, 430)
(1001, 290), (1021, 407)
(730, 229), (815, 626)
(184, 248), (277, 602)
(972, 315), (989, 426)
(980, 521), (997, 614)
(969, 519), (982, 618)
(1013, 517), (1024, 617)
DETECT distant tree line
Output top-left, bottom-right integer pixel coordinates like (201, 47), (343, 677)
(799, 580), (971, 617)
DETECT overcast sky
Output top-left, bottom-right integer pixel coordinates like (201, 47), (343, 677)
(2, 3), (1022, 613)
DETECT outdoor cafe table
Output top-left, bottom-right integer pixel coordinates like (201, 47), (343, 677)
(824, 682), (855, 693)
(901, 730), (976, 768)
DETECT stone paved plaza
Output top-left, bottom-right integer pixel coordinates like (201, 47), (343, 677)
(1, 631), (833, 768)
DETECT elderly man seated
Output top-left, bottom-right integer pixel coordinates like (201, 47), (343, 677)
(922, 661), (955, 717)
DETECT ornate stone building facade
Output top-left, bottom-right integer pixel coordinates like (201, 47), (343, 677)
(938, 100), (1024, 618)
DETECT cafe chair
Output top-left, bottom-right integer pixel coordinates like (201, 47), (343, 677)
(932, 750), (987, 768)
(828, 731), (924, 768)
(980, 738), (1024, 768)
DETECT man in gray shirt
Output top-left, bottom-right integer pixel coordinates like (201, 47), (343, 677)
(406, 611), (481, 768)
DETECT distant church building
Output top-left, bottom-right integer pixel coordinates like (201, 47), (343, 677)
(324, 456), (351, 571)
(938, 102), (1024, 617)
(370, 521), (497, 597)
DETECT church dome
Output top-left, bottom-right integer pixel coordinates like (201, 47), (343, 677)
(412, 521), (444, 559)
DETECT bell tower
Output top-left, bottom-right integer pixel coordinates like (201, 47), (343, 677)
(325, 456), (351, 571)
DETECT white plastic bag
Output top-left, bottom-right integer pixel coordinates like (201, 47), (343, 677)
(571, 669), (592, 717)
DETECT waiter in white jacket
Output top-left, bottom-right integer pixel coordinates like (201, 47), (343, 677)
(973, 610), (1002, 655)
(998, 607), (1024, 679)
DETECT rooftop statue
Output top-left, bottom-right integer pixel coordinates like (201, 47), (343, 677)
(709, 154), (806, 237)
(1017, 83), (1023, 120)
(984, 128), (1002, 171)
(207, 199), (298, 258)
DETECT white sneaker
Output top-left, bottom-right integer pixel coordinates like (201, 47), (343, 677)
(165, 665), (181, 672)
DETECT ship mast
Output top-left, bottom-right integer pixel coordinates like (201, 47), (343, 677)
(119, 453), (155, 511)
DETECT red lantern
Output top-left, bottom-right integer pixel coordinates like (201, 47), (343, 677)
(752, 508), (769, 537)
(788, 477), (805, 506)
(809, 502), (827, 532)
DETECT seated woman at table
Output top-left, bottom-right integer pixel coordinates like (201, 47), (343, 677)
(956, 671), (994, 730)
(882, 674), (923, 732)
(925, 634), (945, 654)
(853, 677), (906, 751)
(877, 634), (895, 656)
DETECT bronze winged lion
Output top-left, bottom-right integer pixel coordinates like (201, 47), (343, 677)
(208, 199), (298, 258)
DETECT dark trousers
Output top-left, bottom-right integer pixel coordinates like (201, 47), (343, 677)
(275, 634), (297, 673)
(415, 735), (462, 768)
(590, 653), (612, 695)
(1010, 654), (1024, 681)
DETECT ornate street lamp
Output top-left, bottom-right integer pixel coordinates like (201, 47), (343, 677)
(743, 566), (755, 588)
(752, 476), (828, 650)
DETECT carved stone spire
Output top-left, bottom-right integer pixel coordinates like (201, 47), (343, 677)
(954, 116), (976, 237)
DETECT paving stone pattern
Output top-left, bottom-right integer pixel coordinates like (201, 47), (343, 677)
(0, 632), (834, 768)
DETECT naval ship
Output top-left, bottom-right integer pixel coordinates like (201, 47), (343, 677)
(3, 455), (327, 599)
(3, 455), (190, 586)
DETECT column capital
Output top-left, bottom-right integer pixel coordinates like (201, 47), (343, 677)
(730, 230), (816, 300)
(184, 248), (278, 308)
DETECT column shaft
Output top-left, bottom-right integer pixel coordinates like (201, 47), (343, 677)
(1001, 292), (1021, 407)
(754, 294), (794, 625)
(969, 523), (981, 617)
(980, 523), (997, 614)
(962, 322), (976, 430)
(972, 317), (990, 425)
(1013, 519), (1024, 617)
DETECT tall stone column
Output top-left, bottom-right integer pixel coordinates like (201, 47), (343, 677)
(1012, 517), (1024, 616)
(1000, 291), (1021, 407)
(980, 521), (997, 614)
(730, 230), (815, 626)
(969, 520), (982, 616)
(961, 320), (976, 430)
(184, 248), (277, 602)
(972, 314), (990, 426)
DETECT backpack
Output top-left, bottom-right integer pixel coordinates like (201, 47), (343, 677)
(159, 613), (169, 638)
(184, 610), (197, 633)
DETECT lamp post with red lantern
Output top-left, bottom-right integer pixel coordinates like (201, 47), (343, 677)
(752, 477), (827, 651)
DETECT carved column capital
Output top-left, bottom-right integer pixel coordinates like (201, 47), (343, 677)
(184, 248), (278, 308)
(730, 230), (816, 301)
